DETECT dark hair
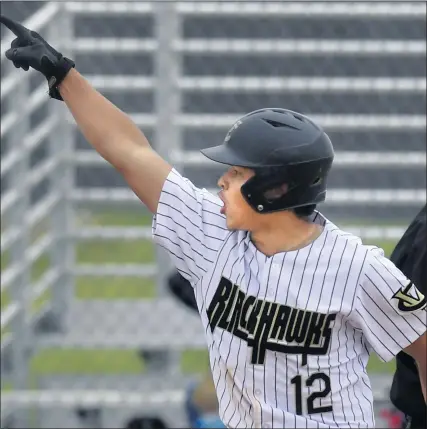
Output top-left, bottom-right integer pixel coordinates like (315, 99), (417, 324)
(293, 204), (316, 218)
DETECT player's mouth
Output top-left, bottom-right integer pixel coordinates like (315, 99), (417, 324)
(218, 191), (227, 215)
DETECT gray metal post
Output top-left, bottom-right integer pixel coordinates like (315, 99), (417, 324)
(4, 53), (32, 427)
(46, 8), (76, 333)
(153, 2), (182, 297)
(153, 2), (187, 378)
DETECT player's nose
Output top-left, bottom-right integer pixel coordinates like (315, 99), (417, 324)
(217, 175), (227, 190)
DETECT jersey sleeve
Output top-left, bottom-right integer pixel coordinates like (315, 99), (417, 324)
(152, 168), (228, 286)
(352, 247), (427, 362)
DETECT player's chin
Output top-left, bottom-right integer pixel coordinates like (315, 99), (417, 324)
(225, 215), (245, 231)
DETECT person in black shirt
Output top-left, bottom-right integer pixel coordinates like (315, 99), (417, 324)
(168, 271), (225, 428)
(389, 204), (427, 429)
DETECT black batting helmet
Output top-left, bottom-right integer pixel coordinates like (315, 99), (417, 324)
(200, 108), (334, 214)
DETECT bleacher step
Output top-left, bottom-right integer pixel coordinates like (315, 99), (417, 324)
(36, 298), (206, 350)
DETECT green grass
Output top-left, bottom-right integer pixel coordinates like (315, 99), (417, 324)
(31, 349), (146, 374)
(1, 209), (400, 387)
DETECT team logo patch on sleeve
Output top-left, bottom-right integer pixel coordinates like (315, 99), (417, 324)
(391, 281), (427, 313)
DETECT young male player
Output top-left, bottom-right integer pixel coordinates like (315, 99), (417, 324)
(2, 16), (426, 428)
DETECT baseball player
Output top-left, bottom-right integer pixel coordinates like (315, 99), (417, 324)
(2, 16), (426, 429)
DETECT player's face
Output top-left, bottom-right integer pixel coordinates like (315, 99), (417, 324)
(217, 166), (258, 230)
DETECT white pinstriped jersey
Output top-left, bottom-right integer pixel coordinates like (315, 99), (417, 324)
(152, 168), (427, 429)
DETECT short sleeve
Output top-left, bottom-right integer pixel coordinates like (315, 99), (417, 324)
(352, 247), (427, 362)
(152, 168), (229, 286)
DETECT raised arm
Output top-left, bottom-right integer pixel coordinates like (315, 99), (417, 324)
(0, 15), (171, 214)
(1, 15), (230, 286)
(58, 69), (172, 213)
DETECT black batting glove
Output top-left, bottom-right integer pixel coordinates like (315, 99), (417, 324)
(0, 15), (75, 101)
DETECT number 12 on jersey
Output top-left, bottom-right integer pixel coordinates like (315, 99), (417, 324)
(291, 372), (333, 415)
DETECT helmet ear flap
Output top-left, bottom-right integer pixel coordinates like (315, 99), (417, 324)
(241, 172), (294, 213)
(241, 162), (328, 214)
(263, 183), (289, 202)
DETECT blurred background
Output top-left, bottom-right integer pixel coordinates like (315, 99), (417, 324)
(0, 1), (425, 428)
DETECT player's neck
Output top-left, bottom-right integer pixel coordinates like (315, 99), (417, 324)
(250, 213), (323, 256)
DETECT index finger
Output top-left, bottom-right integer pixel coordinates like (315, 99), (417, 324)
(0, 15), (32, 40)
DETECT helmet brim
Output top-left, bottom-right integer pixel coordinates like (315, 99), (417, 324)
(200, 144), (260, 168)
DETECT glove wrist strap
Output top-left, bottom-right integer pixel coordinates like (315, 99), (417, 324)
(48, 56), (75, 101)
